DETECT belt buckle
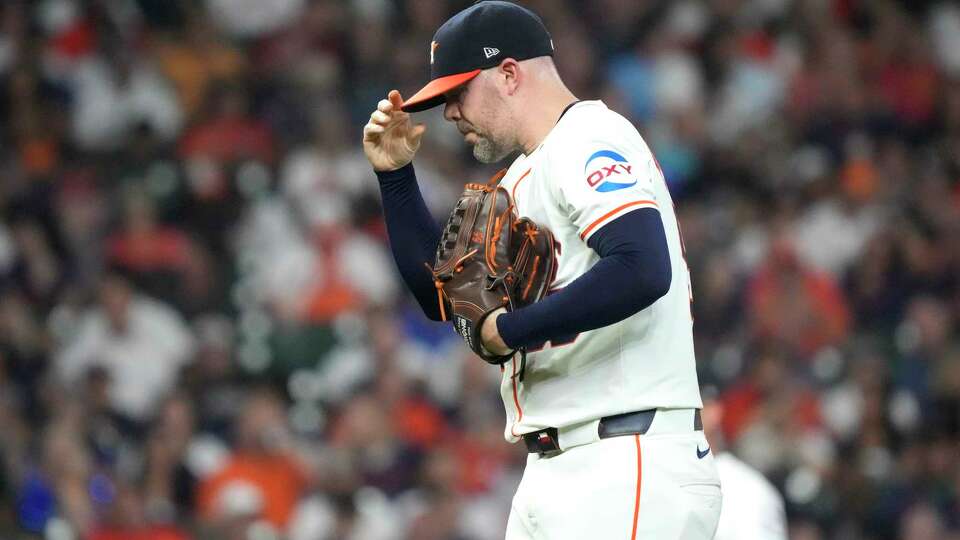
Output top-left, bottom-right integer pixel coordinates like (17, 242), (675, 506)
(525, 428), (561, 456)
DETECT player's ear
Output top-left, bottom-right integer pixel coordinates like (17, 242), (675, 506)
(497, 58), (521, 96)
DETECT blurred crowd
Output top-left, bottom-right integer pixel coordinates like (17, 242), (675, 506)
(0, 0), (958, 539)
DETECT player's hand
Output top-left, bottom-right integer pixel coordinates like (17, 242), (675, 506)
(481, 307), (511, 356)
(363, 90), (427, 172)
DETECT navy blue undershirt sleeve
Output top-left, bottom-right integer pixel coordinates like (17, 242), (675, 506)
(497, 208), (672, 349)
(375, 163), (445, 321)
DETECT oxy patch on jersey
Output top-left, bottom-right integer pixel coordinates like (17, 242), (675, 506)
(584, 149), (637, 192)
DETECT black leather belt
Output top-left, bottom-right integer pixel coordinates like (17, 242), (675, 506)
(522, 409), (703, 456)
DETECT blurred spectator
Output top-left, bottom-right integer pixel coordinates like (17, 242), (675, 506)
(5, 218), (67, 312)
(36, 407), (96, 535)
(0, 289), (49, 419)
(4, 64), (69, 181)
(179, 83), (274, 164)
(894, 296), (956, 422)
(207, 0), (304, 39)
(791, 136), (885, 276)
(719, 342), (822, 472)
(106, 120), (184, 217)
(186, 314), (245, 436)
(87, 481), (190, 540)
(143, 394), (200, 522)
(55, 273), (196, 422)
(105, 189), (216, 314)
(69, 39), (183, 152)
(746, 235), (851, 359)
(899, 502), (948, 540)
(151, 15), (246, 119)
(196, 388), (308, 534)
(327, 390), (418, 497)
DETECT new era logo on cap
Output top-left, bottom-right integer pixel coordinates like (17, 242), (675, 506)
(483, 47), (500, 59)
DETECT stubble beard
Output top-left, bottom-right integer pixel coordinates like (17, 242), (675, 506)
(471, 133), (512, 164)
(461, 99), (514, 163)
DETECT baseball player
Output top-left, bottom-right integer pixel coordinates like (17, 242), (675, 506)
(362, 2), (721, 538)
(702, 394), (788, 540)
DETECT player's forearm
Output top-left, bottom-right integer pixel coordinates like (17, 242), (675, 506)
(375, 163), (445, 320)
(498, 209), (672, 348)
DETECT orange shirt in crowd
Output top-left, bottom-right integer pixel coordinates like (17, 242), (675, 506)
(88, 526), (188, 540)
(197, 452), (307, 529)
(106, 228), (191, 272)
(152, 40), (246, 118)
(747, 249), (851, 357)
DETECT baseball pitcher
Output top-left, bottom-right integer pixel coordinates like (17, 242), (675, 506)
(362, 2), (722, 538)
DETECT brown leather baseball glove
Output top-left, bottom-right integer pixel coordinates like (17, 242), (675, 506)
(428, 171), (556, 364)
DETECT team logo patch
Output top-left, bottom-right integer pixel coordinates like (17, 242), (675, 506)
(584, 150), (637, 192)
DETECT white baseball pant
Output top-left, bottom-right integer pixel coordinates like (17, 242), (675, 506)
(505, 409), (722, 539)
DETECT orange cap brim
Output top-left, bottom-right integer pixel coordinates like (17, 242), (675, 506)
(401, 69), (482, 112)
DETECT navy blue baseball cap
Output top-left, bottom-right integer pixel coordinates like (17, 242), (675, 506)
(401, 1), (555, 113)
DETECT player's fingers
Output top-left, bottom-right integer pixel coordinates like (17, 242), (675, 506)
(370, 110), (390, 125)
(388, 90), (405, 110)
(363, 123), (384, 140)
(377, 99), (393, 114)
(410, 123), (427, 146)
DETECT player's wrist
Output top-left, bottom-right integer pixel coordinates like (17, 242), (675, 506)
(482, 308), (511, 355)
(494, 309), (521, 350)
(374, 161), (415, 180)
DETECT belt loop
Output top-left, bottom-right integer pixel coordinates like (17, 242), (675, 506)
(556, 418), (603, 450)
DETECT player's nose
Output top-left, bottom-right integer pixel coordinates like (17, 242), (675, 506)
(443, 99), (460, 122)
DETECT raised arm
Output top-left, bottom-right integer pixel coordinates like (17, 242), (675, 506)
(363, 91), (444, 320)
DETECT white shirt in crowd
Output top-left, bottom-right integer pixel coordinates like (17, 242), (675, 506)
(70, 57), (183, 151)
(56, 295), (195, 420)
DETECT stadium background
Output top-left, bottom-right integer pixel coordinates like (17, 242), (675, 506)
(1, 0), (958, 538)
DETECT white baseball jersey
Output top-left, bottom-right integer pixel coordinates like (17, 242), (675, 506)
(496, 100), (702, 441)
(713, 452), (787, 540)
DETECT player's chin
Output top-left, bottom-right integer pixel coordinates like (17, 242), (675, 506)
(472, 138), (507, 164)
